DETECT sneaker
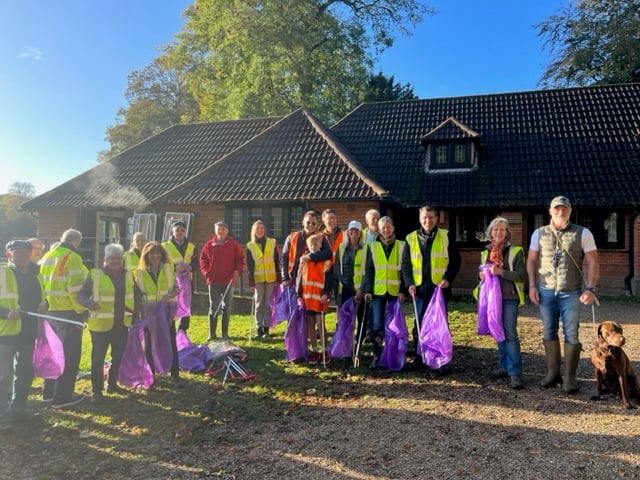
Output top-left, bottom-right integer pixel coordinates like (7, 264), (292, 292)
(405, 358), (425, 372)
(321, 351), (331, 364)
(490, 367), (508, 379)
(90, 393), (103, 404)
(51, 393), (85, 409)
(308, 351), (319, 365)
(510, 375), (524, 390)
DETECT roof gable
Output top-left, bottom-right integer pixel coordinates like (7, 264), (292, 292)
(421, 116), (480, 142)
(158, 108), (387, 204)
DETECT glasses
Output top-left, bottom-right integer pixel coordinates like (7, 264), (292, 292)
(552, 248), (562, 268)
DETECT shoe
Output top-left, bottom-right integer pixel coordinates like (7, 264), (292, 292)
(490, 367), (508, 379)
(510, 375), (524, 390)
(42, 397), (53, 404)
(90, 393), (104, 404)
(405, 358), (425, 372)
(262, 328), (270, 339)
(320, 351), (331, 364)
(106, 385), (126, 395)
(206, 335), (218, 342)
(308, 351), (319, 365)
(369, 355), (379, 370)
(52, 393), (85, 409)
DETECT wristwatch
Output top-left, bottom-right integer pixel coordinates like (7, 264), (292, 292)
(585, 286), (596, 293)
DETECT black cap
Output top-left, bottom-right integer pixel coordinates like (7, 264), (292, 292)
(6, 240), (33, 251)
(172, 221), (187, 229)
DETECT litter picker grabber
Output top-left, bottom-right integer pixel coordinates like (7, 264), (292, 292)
(353, 299), (368, 368)
(221, 356), (257, 386)
(20, 310), (85, 328)
(320, 310), (327, 368)
(212, 280), (233, 319)
(248, 296), (255, 344)
(411, 295), (422, 359)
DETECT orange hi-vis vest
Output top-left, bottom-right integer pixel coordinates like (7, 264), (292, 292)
(300, 259), (331, 313)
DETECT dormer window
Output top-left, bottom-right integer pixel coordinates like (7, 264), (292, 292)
(421, 117), (479, 171)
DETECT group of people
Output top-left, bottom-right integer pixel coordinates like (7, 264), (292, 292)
(0, 195), (599, 430)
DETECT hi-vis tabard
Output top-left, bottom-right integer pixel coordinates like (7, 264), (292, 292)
(0, 265), (20, 336)
(87, 269), (135, 331)
(337, 242), (366, 294)
(40, 246), (89, 314)
(246, 238), (277, 283)
(406, 229), (449, 286)
(134, 264), (175, 304)
(371, 240), (405, 296)
(474, 246), (525, 307)
(300, 259), (332, 312)
(162, 241), (195, 267)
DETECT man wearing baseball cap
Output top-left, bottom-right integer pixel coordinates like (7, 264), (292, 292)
(527, 195), (599, 394)
(0, 240), (46, 429)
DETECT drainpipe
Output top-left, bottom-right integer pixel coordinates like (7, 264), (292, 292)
(624, 209), (638, 295)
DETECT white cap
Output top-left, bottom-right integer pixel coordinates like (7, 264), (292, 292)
(347, 220), (362, 231)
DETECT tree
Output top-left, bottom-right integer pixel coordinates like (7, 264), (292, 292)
(104, 57), (200, 157)
(8, 181), (35, 198)
(536, 0), (640, 87)
(363, 72), (417, 102)
(164, 0), (433, 123)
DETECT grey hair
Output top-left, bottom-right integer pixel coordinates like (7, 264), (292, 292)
(485, 217), (512, 242)
(378, 215), (394, 227)
(60, 229), (82, 244)
(104, 243), (124, 260)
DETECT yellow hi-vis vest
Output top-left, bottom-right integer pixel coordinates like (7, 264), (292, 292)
(40, 246), (89, 313)
(134, 264), (175, 304)
(406, 229), (449, 286)
(87, 269), (135, 331)
(337, 242), (366, 294)
(474, 246), (526, 307)
(371, 240), (405, 296)
(0, 265), (20, 336)
(162, 241), (195, 267)
(123, 251), (140, 271)
(246, 238), (277, 283)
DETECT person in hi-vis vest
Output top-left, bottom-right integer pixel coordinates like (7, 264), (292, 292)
(246, 220), (281, 339)
(402, 206), (461, 372)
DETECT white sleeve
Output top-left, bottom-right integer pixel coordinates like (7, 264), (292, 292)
(581, 228), (597, 253)
(529, 229), (540, 251)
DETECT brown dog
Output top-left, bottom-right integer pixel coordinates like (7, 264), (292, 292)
(591, 320), (640, 409)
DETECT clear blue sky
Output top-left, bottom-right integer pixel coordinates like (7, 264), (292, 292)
(0, 0), (565, 197)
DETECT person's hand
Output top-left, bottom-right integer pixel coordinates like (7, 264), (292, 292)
(282, 279), (291, 287)
(354, 290), (363, 303)
(299, 254), (310, 265)
(87, 301), (100, 312)
(408, 285), (416, 300)
(321, 294), (329, 304)
(529, 286), (540, 305)
(398, 293), (407, 303)
(489, 265), (503, 276)
(7, 310), (20, 321)
(365, 293), (373, 303)
(231, 271), (240, 284)
(437, 279), (450, 289)
(580, 290), (596, 305)
(37, 302), (48, 315)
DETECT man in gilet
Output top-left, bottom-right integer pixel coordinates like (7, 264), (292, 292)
(527, 196), (599, 394)
(402, 205), (461, 371)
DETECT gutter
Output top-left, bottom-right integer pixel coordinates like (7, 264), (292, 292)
(624, 209), (638, 295)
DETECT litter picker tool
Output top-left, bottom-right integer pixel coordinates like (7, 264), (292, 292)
(320, 310), (327, 368)
(248, 295), (255, 344)
(212, 280), (233, 319)
(353, 298), (368, 368)
(20, 310), (85, 328)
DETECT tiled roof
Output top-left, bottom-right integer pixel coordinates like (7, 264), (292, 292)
(157, 108), (386, 204)
(331, 83), (640, 207)
(421, 117), (480, 141)
(22, 118), (281, 209)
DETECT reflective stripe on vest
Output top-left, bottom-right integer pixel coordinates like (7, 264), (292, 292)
(88, 269), (135, 331)
(301, 260), (331, 312)
(246, 238), (277, 283)
(407, 229), (449, 286)
(477, 246), (525, 307)
(162, 241), (195, 266)
(134, 264), (175, 304)
(0, 266), (20, 336)
(371, 240), (405, 296)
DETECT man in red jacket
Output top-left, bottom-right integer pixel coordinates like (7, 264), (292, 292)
(199, 221), (244, 342)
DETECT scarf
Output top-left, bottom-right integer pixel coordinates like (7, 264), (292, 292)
(380, 234), (396, 248)
(488, 241), (504, 268)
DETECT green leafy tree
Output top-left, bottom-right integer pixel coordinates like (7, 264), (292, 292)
(105, 57), (200, 158)
(165, 0), (433, 123)
(0, 191), (37, 251)
(363, 72), (417, 102)
(537, 0), (640, 87)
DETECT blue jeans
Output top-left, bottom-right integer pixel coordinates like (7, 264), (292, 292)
(0, 342), (35, 417)
(497, 299), (522, 376)
(368, 295), (395, 356)
(538, 288), (581, 344)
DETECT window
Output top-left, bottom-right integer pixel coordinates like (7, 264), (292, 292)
(162, 212), (194, 241)
(427, 142), (473, 169)
(452, 211), (490, 246)
(224, 204), (306, 244)
(131, 213), (158, 241)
